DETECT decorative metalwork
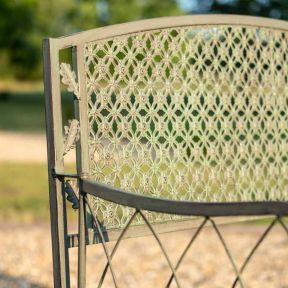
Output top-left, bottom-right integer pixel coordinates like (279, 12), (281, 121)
(84, 195), (119, 287)
(165, 218), (208, 287)
(82, 192), (288, 287)
(44, 15), (288, 288)
(64, 180), (79, 209)
(82, 25), (288, 229)
(63, 119), (80, 155)
(59, 63), (80, 99)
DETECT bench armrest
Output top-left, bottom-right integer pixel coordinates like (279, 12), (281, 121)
(81, 179), (288, 217)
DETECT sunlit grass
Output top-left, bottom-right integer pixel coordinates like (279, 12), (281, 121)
(0, 91), (45, 131)
(0, 90), (73, 132)
(0, 162), (77, 222)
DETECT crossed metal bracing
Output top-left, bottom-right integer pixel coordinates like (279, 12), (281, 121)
(81, 194), (288, 288)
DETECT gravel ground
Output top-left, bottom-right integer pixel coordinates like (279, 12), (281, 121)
(0, 222), (288, 288)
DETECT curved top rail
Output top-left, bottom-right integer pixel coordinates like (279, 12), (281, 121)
(49, 14), (288, 49)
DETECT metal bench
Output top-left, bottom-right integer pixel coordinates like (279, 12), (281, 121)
(43, 15), (288, 287)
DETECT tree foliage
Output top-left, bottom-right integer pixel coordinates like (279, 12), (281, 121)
(187, 0), (288, 19)
(0, 0), (182, 80)
(2, 0), (288, 80)
(0, 0), (39, 78)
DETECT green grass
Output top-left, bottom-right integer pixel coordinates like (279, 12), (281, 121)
(0, 91), (45, 131)
(0, 90), (73, 132)
(0, 162), (77, 222)
(0, 162), (49, 221)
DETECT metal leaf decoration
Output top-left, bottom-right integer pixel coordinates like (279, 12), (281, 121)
(64, 180), (79, 209)
(63, 119), (80, 155)
(59, 63), (80, 99)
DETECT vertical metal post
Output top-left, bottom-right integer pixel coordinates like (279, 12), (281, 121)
(78, 191), (87, 287)
(73, 43), (90, 287)
(43, 38), (70, 288)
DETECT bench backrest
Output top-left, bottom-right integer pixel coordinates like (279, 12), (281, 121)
(44, 15), (288, 230)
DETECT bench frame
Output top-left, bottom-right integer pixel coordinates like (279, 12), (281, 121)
(43, 15), (288, 288)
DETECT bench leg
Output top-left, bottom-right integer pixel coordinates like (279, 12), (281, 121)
(78, 192), (87, 288)
(49, 177), (70, 288)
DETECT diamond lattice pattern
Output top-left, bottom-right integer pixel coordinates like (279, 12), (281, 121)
(83, 25), (288, 228)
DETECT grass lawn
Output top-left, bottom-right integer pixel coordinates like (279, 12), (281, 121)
(0, 90), (73, 132)
(0, 91), (45, 132)
(0, 162), (49, 221)
(0, 162), (77, 222)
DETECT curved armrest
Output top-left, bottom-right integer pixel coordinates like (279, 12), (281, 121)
(81, 179), (288, 217)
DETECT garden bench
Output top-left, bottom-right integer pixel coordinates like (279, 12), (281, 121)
(43, 15), (288, 287)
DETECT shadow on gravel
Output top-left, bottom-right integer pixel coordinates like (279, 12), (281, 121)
(0, 273), (47, 288)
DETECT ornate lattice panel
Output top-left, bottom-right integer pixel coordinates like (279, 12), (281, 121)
(61, 25), (288, 229)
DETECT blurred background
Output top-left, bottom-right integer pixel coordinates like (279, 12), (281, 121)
(1, 0), (288, 287)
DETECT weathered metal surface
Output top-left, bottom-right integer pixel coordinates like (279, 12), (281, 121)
(43, 39), (70, 288)
(43, 15), (288, 288)
(83, 23), (288, 229)
(63, 119), (80, 156)
(64, 180), (79, 209)
(82, 179), (288, 217)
